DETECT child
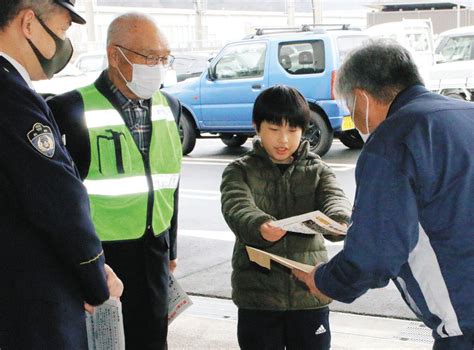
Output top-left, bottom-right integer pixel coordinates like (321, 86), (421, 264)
(220, 85), (352, 349)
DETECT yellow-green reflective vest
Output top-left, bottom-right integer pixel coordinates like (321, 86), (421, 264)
(78, 84), (182, 241)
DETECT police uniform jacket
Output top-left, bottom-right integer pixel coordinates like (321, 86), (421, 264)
(0, 56), (109, 350)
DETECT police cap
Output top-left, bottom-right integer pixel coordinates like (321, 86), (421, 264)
(54, 0), (86, 25)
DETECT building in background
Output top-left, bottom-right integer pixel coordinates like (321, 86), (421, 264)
(367, 0), (474, 34)
(71, 0), (368, 55)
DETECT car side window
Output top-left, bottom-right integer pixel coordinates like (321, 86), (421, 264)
(278, 40), (325, 75)
(213, 42), (267, 80)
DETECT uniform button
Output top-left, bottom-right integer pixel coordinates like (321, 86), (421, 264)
(147, 225), (151, 230)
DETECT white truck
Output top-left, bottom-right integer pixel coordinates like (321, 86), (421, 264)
(365, 19), (435, 81)
(427, 26), (474, 101)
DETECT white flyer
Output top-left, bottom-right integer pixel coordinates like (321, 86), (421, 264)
(86, 298), (125, 350)
(273, 210), (347, 237)
(168, 273), (193, 324)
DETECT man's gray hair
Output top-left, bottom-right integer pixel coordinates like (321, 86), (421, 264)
(335, 39), (424, 106)
(0, 0), (57, 29)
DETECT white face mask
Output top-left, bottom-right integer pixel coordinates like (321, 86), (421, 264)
(116, 47), (165, 99)
(351, 93), (371, 143)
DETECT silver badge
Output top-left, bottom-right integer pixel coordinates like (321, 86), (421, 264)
(27, 123), (55, 158)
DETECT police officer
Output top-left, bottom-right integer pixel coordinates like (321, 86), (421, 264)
(0, 1), (123, 349)
(48, 12), (182, 350)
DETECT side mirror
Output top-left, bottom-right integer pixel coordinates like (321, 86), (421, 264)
(208, 66), (216, 81)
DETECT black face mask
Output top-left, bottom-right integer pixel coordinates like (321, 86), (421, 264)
(27, 15), (73, 79)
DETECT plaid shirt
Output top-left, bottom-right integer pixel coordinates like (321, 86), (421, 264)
(106, 76), (151, 155)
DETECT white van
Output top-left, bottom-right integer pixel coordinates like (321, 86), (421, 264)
(426, 26), (474, 100)
(365, 19), (435, 79)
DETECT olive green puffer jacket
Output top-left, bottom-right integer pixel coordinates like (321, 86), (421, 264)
(221, 140), (352, 311)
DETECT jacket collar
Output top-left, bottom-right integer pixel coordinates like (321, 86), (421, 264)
(252, 138), (311, 163)
(0, 54), (34, 89)
(386, 85), (429, 119)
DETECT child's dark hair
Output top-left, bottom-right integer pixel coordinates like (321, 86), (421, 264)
(252, 85), (310, 132)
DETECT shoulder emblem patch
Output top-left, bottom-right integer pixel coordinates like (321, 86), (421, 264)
(27, 123), (55, 158)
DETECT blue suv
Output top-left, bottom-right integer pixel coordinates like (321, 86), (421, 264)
(164, 25), (368, 155)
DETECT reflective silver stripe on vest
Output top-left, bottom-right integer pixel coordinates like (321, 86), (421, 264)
(85, 106), (174, 129)
(85, 109), (125, 128)
(84, 173), (180, 195)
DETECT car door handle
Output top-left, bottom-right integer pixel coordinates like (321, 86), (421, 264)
(252, 84), (262, 89)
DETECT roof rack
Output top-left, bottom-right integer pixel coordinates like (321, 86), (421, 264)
(254, 27), (303, 36)
(251, 24), (356, 38)
(301, 23), (355, 31)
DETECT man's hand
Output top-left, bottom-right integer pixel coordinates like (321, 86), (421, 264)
(292, 264), (332, 304)
(84, 303), (95, 314)
(84, 264), (124, 314)
(169, 258), (178, 273)
(260, 221), (287, 242)
(104, 264), (124, 298)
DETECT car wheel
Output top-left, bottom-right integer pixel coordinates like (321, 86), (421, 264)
(179, 111), (197, 155)
(304, 110), (333, 156)
(338, 129), (364, 149)
(220, 134), (248, 147)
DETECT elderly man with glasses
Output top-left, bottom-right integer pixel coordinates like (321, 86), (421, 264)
(48, 12), (182, 350)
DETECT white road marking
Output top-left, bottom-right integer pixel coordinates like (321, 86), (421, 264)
(183, 158), (355, 171)
(182, 189), (220, 195)
(180, 189), (220, 200)
(184, 158), (232, 163)
(179, 229), (343, 246)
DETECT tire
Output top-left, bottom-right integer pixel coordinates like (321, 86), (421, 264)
(304, 110), (333, 156)
(179, 111), (197, 155)
(220, 134), (248, 147)
(338, 129), (364, 149)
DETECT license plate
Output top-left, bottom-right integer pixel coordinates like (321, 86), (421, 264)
(341, 116), (355, 131)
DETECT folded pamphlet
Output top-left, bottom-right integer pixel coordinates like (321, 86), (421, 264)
(168, 273), (193, 324)
(273, 210), (347, 238)
(86, 298), (125, 350)
(246, 246), (314, 273)
(86, 274), (193, 349)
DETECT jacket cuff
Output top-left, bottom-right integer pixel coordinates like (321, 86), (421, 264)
(79, 253), (110, 306)
(247, 214), (277, 248)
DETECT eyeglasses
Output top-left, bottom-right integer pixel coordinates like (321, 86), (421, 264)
(115, 45), (175, 68)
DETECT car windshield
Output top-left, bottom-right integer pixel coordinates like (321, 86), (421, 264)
(173, 55), (209, 73)
(435, 35), (474, 63)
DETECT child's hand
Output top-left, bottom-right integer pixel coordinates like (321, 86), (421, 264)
(260, 221), (287, 242)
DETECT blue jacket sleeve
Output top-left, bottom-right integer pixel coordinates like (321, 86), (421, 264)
(315, 151), (420, 303)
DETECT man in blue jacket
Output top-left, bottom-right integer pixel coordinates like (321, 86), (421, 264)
(294, 40), (474, 349)
(0, 1), (122, 349)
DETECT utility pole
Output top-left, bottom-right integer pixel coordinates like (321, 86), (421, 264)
(311, 0), (323, 24)
(457, 3), (461, 28)
(83, 0), (97, 50)
(287, 0), (295, 27)
(193, 0), (206, 50)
